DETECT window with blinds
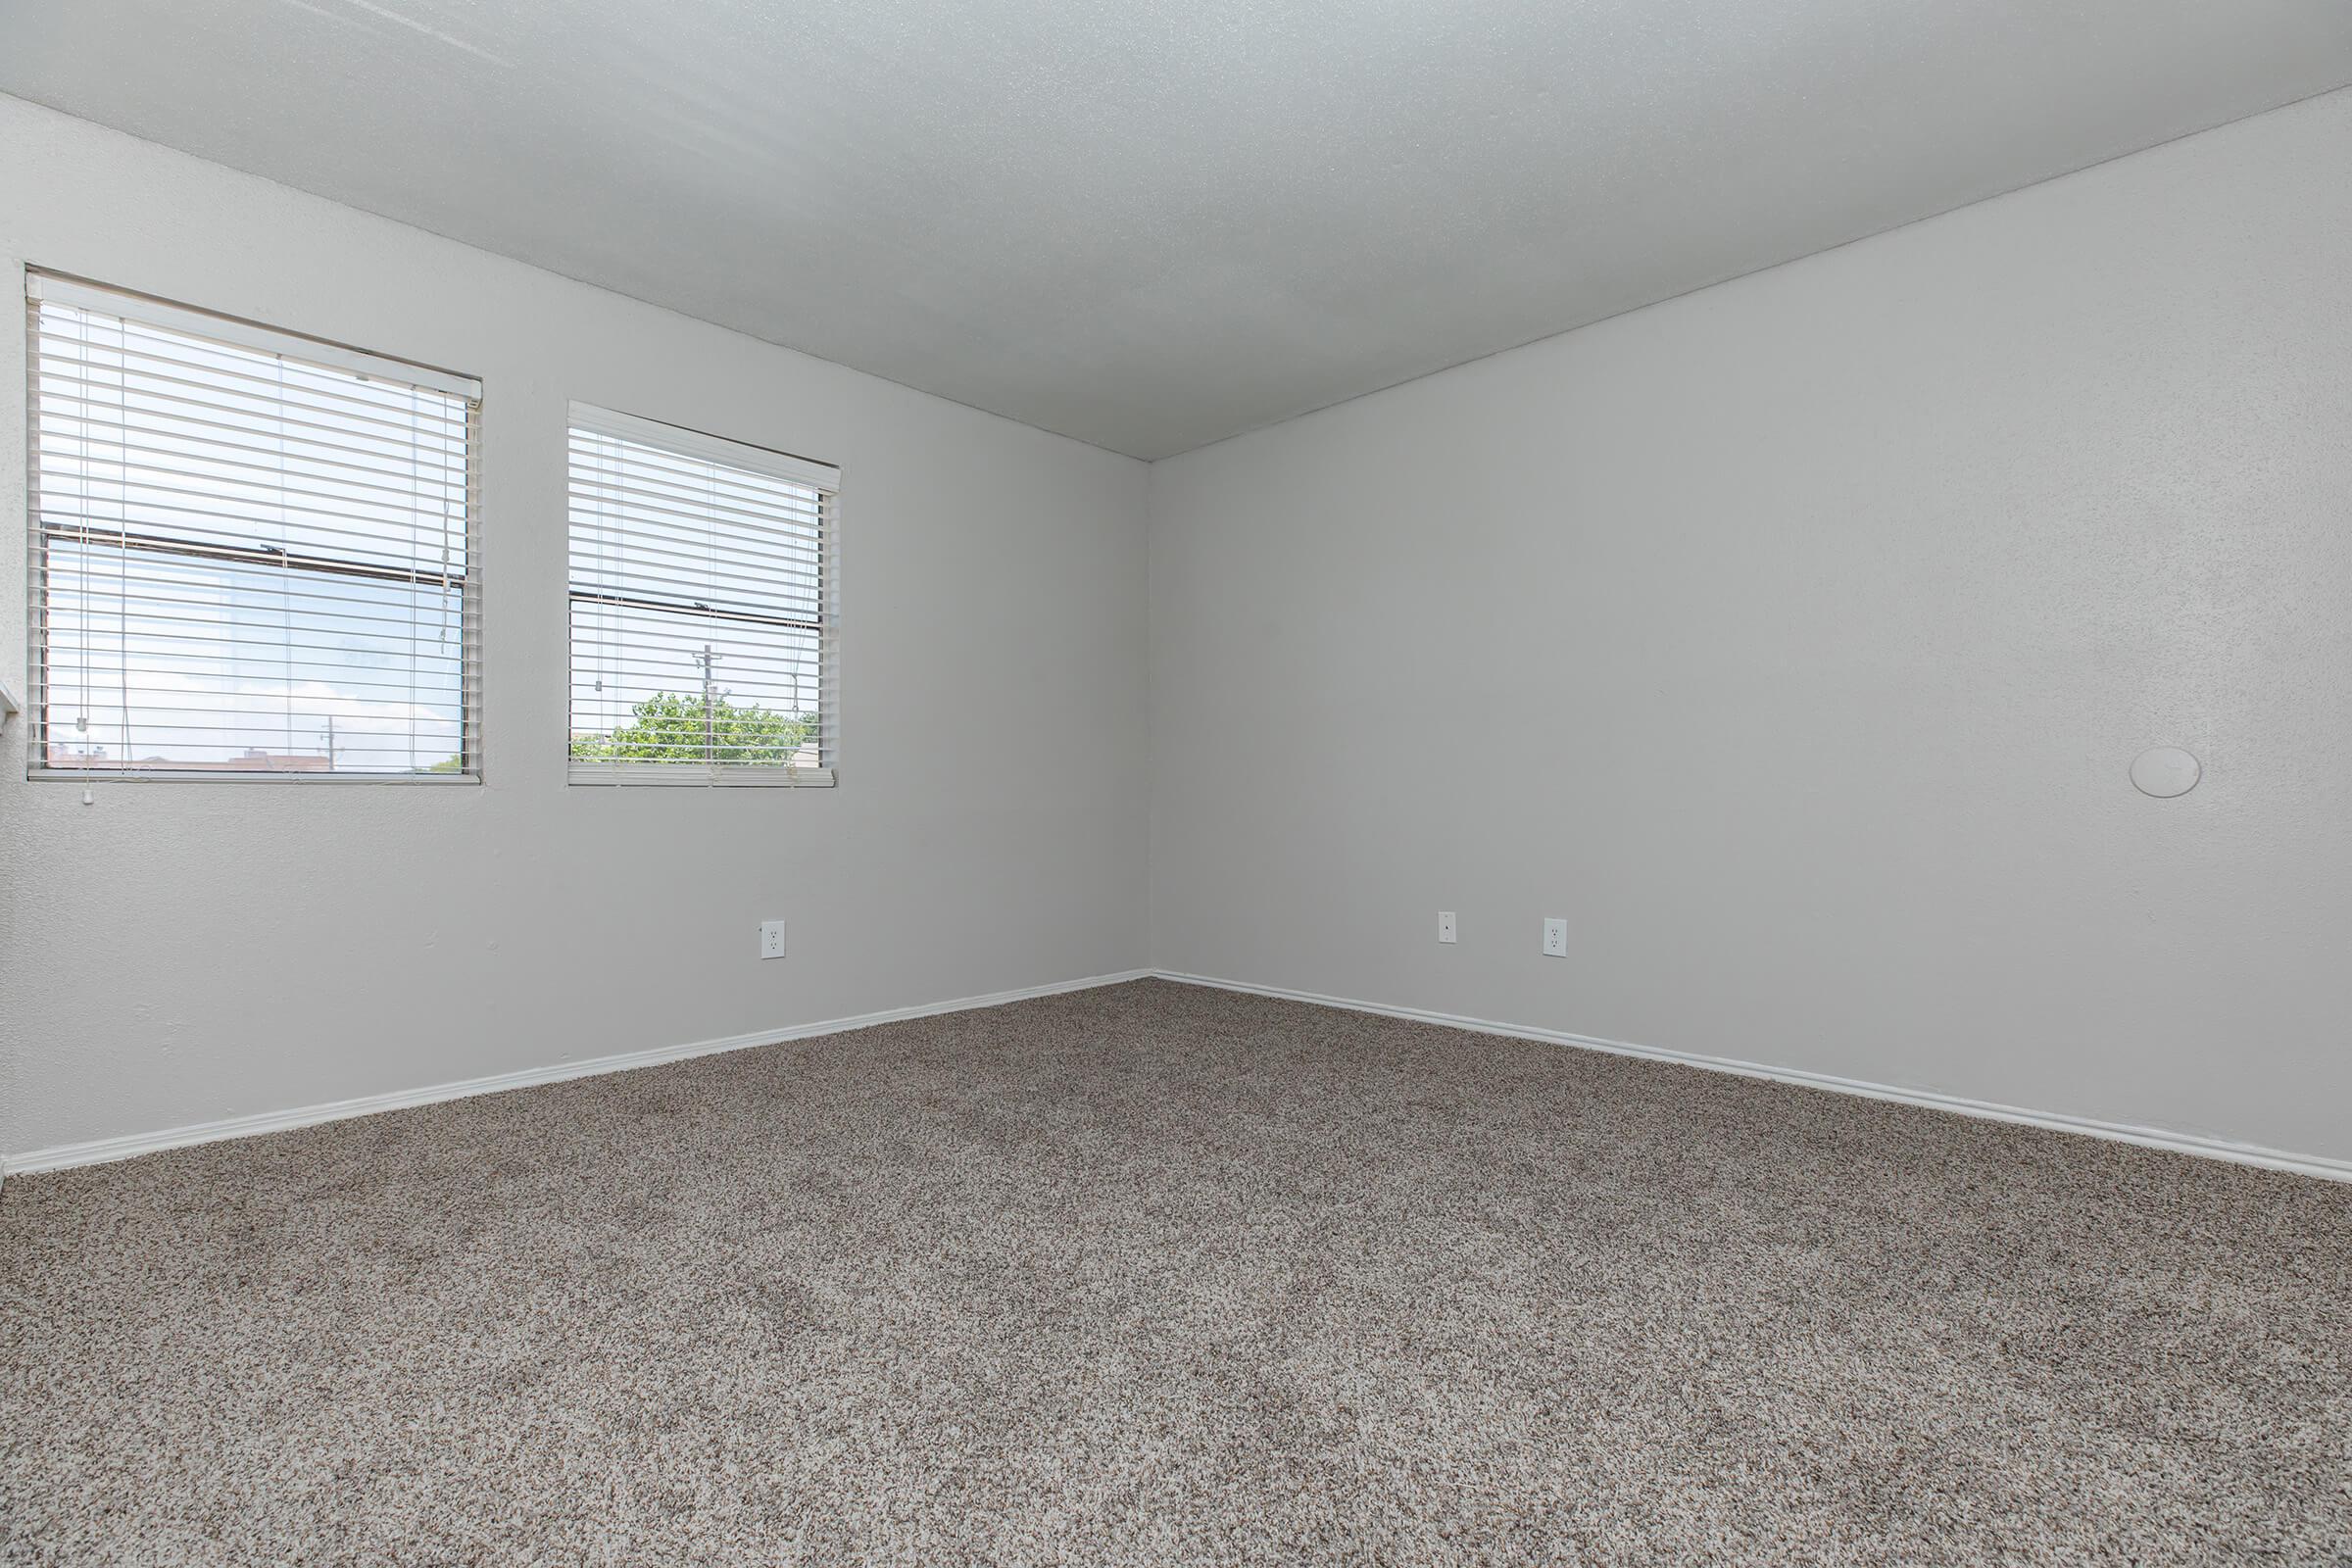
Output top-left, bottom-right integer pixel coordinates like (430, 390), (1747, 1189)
(566, 406), (838, 786)
(25, 272), (481, 780)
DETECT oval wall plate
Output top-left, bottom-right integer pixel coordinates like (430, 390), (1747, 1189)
(2131, 746), (2200, 799)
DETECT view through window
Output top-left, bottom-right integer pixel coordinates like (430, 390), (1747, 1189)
(566, 408), (837, 785)
(26, 274), (479, 778)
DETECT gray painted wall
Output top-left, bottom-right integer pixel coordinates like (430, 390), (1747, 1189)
(0, 96), (1150, 1158)
(7, 87), (2348, 1171)
(1148, 90), (2352, 1164)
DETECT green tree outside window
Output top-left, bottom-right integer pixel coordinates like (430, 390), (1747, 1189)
(570, 691), (815, 765)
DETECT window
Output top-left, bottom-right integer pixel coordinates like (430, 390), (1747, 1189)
(566, 406), (838, 786)
(25, 272), (480, 780)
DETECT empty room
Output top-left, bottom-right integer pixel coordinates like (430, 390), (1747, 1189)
(2, 2), (2348, 1562)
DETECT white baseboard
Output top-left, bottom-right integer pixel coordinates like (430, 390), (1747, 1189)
(15, 965), (2345, 1187)
(3, 968), (1152, 1178)
(1152, 970), (2352, 1185)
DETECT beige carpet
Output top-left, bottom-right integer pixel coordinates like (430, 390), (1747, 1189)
(3, 979), (2346, 1566)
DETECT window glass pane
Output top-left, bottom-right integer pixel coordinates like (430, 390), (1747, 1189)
(43, 542), (466, 774)
(566, 416), (831, 778)
(568, 432), (819, 622)
(36, 310), (468, 576)
(568, 599), (818, 767)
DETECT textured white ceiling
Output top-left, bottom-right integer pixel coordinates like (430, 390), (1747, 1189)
(4, 2), (2347, 459)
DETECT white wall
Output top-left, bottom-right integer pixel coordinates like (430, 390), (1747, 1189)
(1149, 89), (2352, 1165)
(0, 95), (1150, 1160)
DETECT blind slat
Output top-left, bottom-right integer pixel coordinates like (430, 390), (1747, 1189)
(38, 386), (468, 459)
(38, 366), (471, 452)
(567, 461), (825, 527)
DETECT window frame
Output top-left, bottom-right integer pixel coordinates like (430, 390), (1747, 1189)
(564, 403), (840, 789)
(23, 270), (484, 785)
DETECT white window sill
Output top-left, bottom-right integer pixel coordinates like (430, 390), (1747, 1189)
(29, 767), (480, 785)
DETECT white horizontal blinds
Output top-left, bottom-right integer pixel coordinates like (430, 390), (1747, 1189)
(566, 407), (838, 785)
(25, 274), (481, 779)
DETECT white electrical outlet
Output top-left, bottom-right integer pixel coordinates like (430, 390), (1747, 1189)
(1438, 910), (1457, 944)
(1542, 917), (1568, 957)
(759, 920), (787, 960)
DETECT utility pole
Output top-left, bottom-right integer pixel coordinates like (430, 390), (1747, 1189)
(695, 645), (719, 763)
